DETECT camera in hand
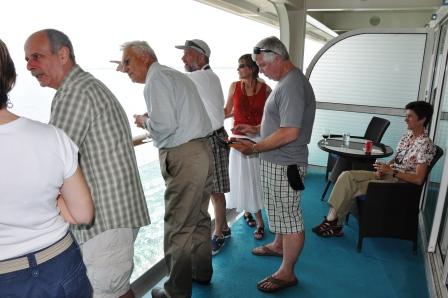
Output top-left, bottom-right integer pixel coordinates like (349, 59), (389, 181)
(216, 136), (255, 147)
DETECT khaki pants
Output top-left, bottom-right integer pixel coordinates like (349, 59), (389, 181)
(159, 138), (213, 298)
(80, 228), (138, 298)
(329, 170), (396, 221)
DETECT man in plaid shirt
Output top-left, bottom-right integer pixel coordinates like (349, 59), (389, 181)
(25, 29), (150, 298)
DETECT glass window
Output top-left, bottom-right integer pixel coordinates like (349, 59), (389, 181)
(3, 0), (281, 282)
(425, 53), (448, 247)
(310, 110), (406, 167)
(309, 33), (427, 108)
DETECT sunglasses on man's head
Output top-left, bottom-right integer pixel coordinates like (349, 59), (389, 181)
(185, 40), (206, 55)
(253, 47), (279, 55)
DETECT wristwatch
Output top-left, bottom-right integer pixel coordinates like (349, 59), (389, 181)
(252, 143), (259, 154)
(392, 170), (398, 178)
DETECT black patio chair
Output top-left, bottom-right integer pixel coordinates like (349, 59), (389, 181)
(322, 116), (390, 200)
(355, 145), (444, 254)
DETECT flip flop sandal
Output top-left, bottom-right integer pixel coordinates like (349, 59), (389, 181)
(253, 226), (264, 240)
(257, 275), (298, 293)
(243, 213), (256, 227)
(252, 245), (282, 257)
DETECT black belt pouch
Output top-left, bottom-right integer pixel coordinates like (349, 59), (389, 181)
(287, 165), (305, 191)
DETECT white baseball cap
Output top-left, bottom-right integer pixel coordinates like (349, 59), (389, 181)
(175, 39), (211, 58)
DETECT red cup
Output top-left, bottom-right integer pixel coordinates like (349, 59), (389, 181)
(364, 140), (373, 154)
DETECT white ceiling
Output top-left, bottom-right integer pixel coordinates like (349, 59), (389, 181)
(195, 0), (441, 33)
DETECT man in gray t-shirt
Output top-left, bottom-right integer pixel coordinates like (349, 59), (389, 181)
(232, 36), (316, 293)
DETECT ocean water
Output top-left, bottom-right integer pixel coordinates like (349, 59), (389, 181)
(131, 150), (166, 282)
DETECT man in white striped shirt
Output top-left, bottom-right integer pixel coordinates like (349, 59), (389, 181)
(121, 40), (214, 298)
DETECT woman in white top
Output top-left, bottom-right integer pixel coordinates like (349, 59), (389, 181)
(0, 39), (94, 297)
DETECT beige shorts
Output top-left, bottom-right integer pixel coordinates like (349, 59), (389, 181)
(80, 228), (138, 298)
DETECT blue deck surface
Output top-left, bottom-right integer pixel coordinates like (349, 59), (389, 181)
(192, 168), (429, 298)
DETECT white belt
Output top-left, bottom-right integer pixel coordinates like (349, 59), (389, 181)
(0, 234), (73, 274)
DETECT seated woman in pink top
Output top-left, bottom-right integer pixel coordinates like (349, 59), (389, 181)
(224, 54), (271, 240)
(0, 39), (94, 297)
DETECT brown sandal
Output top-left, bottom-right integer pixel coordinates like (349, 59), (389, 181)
(244, 213), (256, 227)
(254, 226), (264, 240)
(312, 216), (339, 234)
(316, 226), (344, 237)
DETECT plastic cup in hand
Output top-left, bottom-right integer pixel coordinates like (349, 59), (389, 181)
(374, 158), (384, 166)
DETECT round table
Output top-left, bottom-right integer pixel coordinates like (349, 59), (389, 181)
(318, 137), (393, 160)
(318, 137), (394, 200)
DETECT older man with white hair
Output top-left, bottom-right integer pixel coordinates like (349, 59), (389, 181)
(120, 40), (214, 298)
(232, 36), (316, 293)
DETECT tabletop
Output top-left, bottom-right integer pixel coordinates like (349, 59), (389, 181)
(318, 137), (393, 160)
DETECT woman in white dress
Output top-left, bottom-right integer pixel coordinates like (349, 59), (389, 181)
(224, 54), (271, 239)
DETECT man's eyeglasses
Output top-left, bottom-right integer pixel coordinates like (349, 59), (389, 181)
(253, 47), (279, 55)
(238, 64), (248, 69)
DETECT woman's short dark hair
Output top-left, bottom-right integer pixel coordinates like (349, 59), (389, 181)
(405, 101), (433, 127)
(239, 54), (259, 79)
(0, 39), (16, 109)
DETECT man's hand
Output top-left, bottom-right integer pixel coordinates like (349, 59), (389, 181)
(230, 139), (257, 155)
(134, 113), (149, 129)
(232, 124), (259, 136)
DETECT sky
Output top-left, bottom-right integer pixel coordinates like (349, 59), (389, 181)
(2, 0), (323, 132)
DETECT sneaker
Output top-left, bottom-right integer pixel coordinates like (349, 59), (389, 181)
(222, 228), (231, 239)
(211, 235), (225, 255)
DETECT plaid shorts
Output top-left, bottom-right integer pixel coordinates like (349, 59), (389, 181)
(261, 160), (306, 234)
(208, 128), (230, 193)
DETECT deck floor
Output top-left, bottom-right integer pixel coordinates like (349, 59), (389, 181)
(146, 167), (429, 298)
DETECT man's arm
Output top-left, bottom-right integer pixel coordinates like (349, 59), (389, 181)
(50, 88), (91, 146)
(232, 127), (299, 155)
(144, 74), (178, 144)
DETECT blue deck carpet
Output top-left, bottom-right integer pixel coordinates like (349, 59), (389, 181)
(192, 167), (429, 298)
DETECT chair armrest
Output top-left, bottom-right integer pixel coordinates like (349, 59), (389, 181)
(372, 142), (387, 153)
(356, 181), (422, 248)
(367, 181), (420, 198)
(360, 182), (422, 210)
